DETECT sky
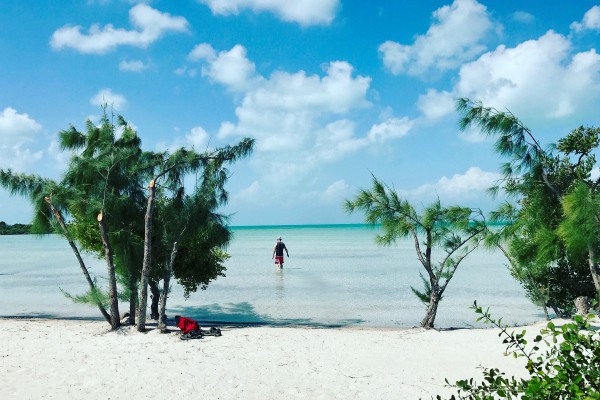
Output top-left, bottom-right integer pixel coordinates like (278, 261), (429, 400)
(1, 0), (600, 226)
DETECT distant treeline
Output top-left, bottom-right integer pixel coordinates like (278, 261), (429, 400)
(0, 221), (34, 235)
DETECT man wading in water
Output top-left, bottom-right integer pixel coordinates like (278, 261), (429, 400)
(272, 236), (289, 269)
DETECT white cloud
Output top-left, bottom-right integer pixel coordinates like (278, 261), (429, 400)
(156, 125), (212, 153)
(50, 4), (189, 54)
(512, 11), (535, 24)
(192, 44), (261, 92)
(205, 48), (371, 152)
(367, 117), (413, 142)
(233, 180), (262, 204)
(455, 31), (600, 120)
(295, 179), (350, 206)
(91, 89), (127, 110)
(119, 60), (148, 72)
(0, 108), (44, 171)
(320, 179), (349, 203)
(310, 120), (367, 163)
(570, 5), (600, 32)
(197, 0), (339, 26)
(188, 43), (217, 61)
(186, 126), (210, 149)
(417, 89), (455, 119)
(379, 0), (494, 77)
(195, 44), (418, 210)
(419, 30), (600, 123)
(408, 167), (501, 201)
(243, 61), (369, 117)
(0, 108), (42, 141)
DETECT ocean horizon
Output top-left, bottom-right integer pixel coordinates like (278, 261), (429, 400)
(0, 224), (543, 328)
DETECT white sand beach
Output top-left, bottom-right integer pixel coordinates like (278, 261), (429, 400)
(0, 318), (554, 400)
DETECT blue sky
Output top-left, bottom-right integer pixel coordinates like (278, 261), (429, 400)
(1, 0), (600, 226)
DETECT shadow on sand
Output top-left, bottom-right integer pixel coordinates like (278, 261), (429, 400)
(1, 303), (366, 329)
(169, 301), (364, 328)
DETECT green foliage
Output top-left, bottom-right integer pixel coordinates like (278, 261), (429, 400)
(0, 170), (68, 235)
(175, 242), (229, 298)
(151, 180), (233, 297)
(437, 302), (600, 399)
(116, 272), (137, 303)
(457, 99), (599, 317)
(346, 174), (487, 327)
(0, 108), (253, 322)
(411, 272), (438, 304)
(559, 183), (600, 255)
(60, 284), (109, 309)
(58, 109), (253, 315)
(457, 98), (549, 178)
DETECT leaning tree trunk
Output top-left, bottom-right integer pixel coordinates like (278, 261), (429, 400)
(503, 246), (551, 320)
(149, 280), (160, 320)
(587, 245), (600, 293)
(550, 303), (562, 318)
(524, 272), (550, 320)
(541, 301), (550, 321)
(44, 198), (111, 324)
(158, 241), (179, 333)
(421, 291), (441, 329)
(137, 179), (157, 332)
(98, 212), (120, 330)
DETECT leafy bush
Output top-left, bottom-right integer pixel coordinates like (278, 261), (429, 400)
(437, 302), (600, 399)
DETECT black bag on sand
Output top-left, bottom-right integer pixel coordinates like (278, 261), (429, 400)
(179, 326), (222, 340)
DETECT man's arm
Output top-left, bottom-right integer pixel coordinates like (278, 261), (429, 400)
(284, 244), (289, 257)
(272, 245), (276, 258)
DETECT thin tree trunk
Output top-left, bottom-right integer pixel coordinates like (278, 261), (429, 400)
(98, 212), (120, 330)
(128, 272), (136, 325)
(587, 245), (600, 293)
(137, 179), (156, 332)
(68, 237), (112, 324)
(158, 241), (178, 333)
(421, 290), (440, 329)
(524, 272), (550, 320)
(149, 280), (160, 320)
(541, 302), (550, 320)
(500, 245), (550, 320)
(44, 198), (111, 324)
(550, 303), (568, 318)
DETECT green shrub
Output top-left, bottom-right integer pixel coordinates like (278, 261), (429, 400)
(437, 302), (600, 399)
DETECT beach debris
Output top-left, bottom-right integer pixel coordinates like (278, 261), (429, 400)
(175, 315), (222, 340)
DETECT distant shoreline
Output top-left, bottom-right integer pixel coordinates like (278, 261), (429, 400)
(0, 221), (511, 233)
(0, 221), (36, 235)
(231, 221), (511, 229)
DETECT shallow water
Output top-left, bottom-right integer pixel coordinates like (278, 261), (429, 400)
(0, 225), (545, 328)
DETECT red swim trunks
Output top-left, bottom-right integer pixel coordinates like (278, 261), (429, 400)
(275, 256), (284, 265)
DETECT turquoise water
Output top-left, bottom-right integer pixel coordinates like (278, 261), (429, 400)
(0, 225), (544, 328)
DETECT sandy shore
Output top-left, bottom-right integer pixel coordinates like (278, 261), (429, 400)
(0, 318), (552, 400)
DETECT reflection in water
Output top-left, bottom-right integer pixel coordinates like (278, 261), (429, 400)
(275, 268), (284, 299)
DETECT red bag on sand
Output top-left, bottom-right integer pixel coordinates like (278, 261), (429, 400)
(176, 316), (199, 334)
